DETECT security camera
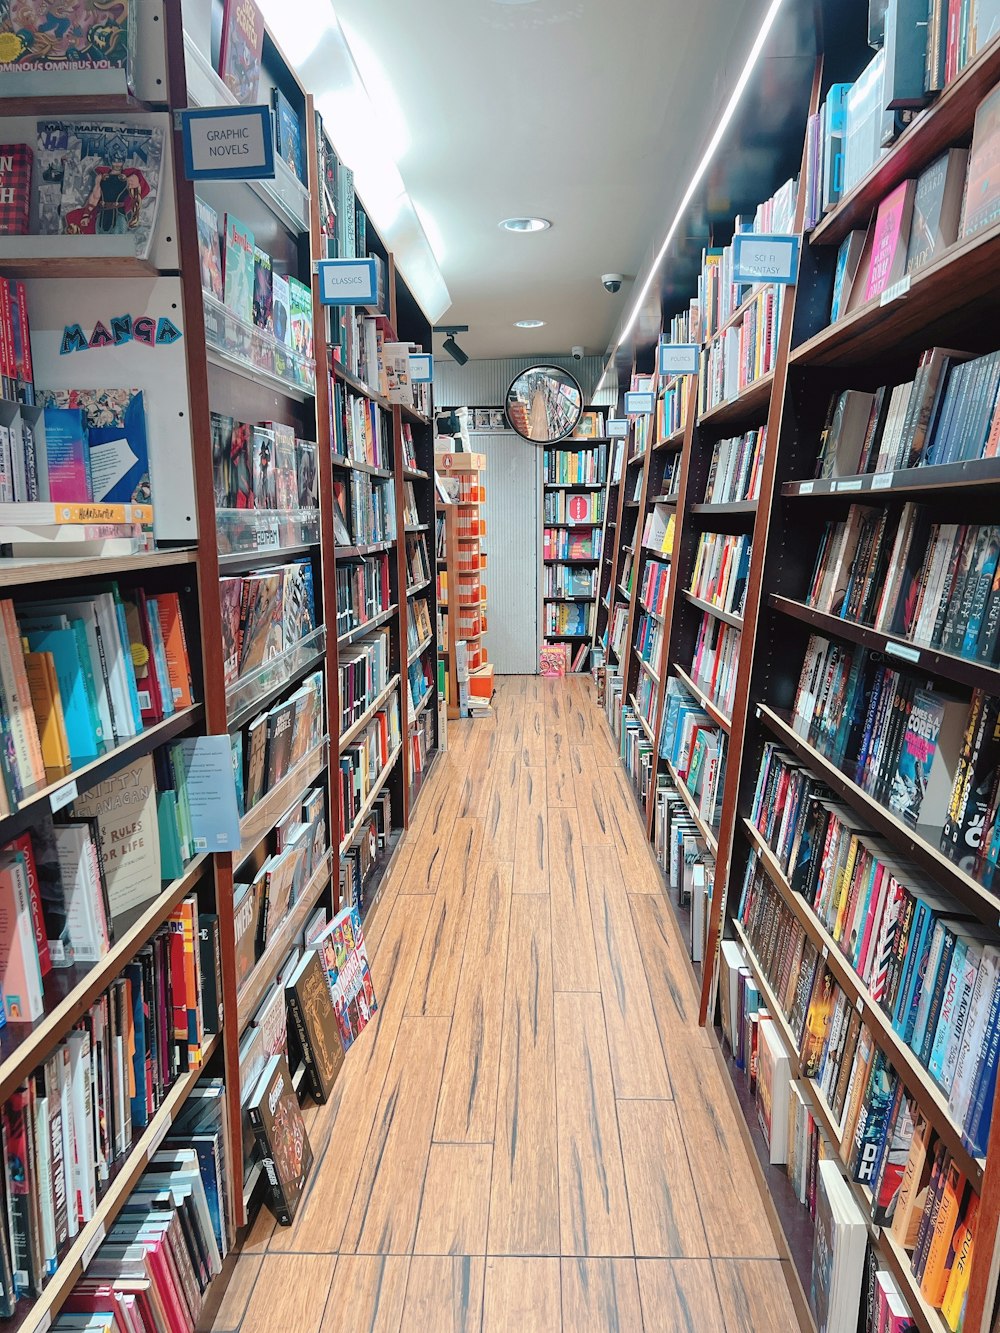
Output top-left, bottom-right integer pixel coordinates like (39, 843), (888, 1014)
(571, 346), (584, 360)
(602, 273), (624, 294)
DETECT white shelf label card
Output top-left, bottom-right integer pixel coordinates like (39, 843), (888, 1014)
(856, 993), (865, 1014)
(835, 478), (863, 492)
(732, 233), (801, 285)
(879, 275), (911, 306)
(317, 258), (379, 306)
(50, 779), (78, 814)
(872, 472), (894, 490)
(658, 343), (699, 377)
(81, 1221), (106, 1272)
(624, 390), (655, 416)
(885, 640), (921, 664)
(799, 481), (814, 494)
(608, 419), (628, 438)
(179, 105), (275, 181)
(409, 353), (433, 383)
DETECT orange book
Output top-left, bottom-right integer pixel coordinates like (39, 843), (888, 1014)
(942, 1193), (979, 1329)
(23, 650), (70, 773)
(921, 1159), (965, 1306)
(155, 592), (194, 709)
(891, 1108), (933, 1248)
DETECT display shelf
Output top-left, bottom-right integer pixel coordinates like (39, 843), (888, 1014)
(689, 500), (758, 517)
(405, 523), (429, 532)
(757, 704), (1000, 927)
(547, 631), (592, 640)
(225, 625), (327, 727)
(544, 594), (595, 602)
(339, 676), (401, 753)
(412, 689), (434, 721)
(408, 634), (434, 666)
(360, 829), (407, 934)
(627, 694), (656, 744)
(404, 467), (429, 480)
(337, 604), (398, 648)
(339, 744), (403, 854)
(237, 740), (329, 868)
(770, 594), (1000, 695)
(0, 235), (160, 278)
(11, 1031), (220, 1333)
(215, 508), (321, 558)
(407, 577), (432, 598)
(332, 359), (393, 411)
(653, 425), (687, 453)
(698, 371), (775, 430)
(671, 663), (732, 733)
(0, 547), (198, 590)
(809, 33), (1000, 249)
(336, 539), (396, 559)
(637, 657), (660, 687)
(0, 853), (208, 1107)
(332, 457), (393, 479)
(218, 541), (318, 575)
(544, 482), (606, 490)
(0, 69), (156, 117)
(401, 405), (432, 427)
(664, 758), (719, 855)
(742, 819), (984, 1187)
(236, 853), (333, 1030)
(203, 290), (316, 400)
(782, 458), (1000, 499)
(682, 590), (744, 630)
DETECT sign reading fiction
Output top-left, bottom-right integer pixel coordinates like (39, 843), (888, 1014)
(179, 105), (274, 181)
(658, 343), (699, 377)
(731, 233), (800, 285)
(317, 257), (379, 306)
(624, 390), (655, 416)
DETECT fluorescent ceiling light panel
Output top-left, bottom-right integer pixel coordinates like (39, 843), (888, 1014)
(616, 0), (787, 349)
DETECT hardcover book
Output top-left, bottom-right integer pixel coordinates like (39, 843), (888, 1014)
(0, 0), (131, 72)
(71, 755), (160, 917)
(218, 0), (264, 105)
(41, 388), (150, 509)
(862, 179), (916, 303)
(271, 271), (291, 347)
(905, 149), (969, 275)
(196, 197), (224, 300)
(36, 119), (164, 260)
(246, 1052), (312, 1225)
(252, 246), (273, 333)
(271, 87), (305, 185)
(963, 83), (1000, 238)
(288, 277), (314, 361)
(222, 213), (255, 325)
(285, 950), (345, 1103)
(0, 145), (31, 235)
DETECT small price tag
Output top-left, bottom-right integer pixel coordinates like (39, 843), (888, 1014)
(835, 479), (863, 492)
(885, 640), (921, 664)
(50, 779), (78, 813)
(146, 1115), (171, 1160)
(821, 944), (829, 960)
(871, 472), (893, 490)
(799, 481), (814, 494)
(856, 993), (864, 1014)
(81, 1221), (106, 1271)
(880, 275), (911, 306)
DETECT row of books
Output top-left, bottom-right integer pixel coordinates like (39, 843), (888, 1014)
(405, 534), (432, 589)
(608, 605), (628, 659)
(640, 506), (675, 558)
(402, 480), (420, 526)
(636, 669), (658, 737)
(218, 560), (316, 688)
(540, 642), (590, 676)
(542, 529), (601, 561)
(233, 786), (328, 994)
(639, 558), (670, 619)
(407, 656), (434, 716)
(619, 704), (654, 805)
(690, 614), (740, 717)
(699, 284), (783, 414)
(0, 890), (219, 1314)
(633, 610), (662, 667)
(752, 741), (1000, 1154)
(339, 628), (391, 735)
(335, 552), (391, 640)
(339, 695), (401, 840)
(0, 277), (33, 406)
(211, 411), (317, 515)
(406, 598), (433, 659)
(544, 603), (592, 637)
(340, 791), (394, 916)
(704, 427), (765, 505)
(1, 745), (208, 1020)
(236, 670), (324, 817)
(689, 531), (751, 616)
(657, 374), (693, 442)
(542, 491), (604, 524)
(542, 447), (606, 486)
(330, 380), (391, 470)
(653, 779), (716, 964)
(698, 178), (798, 341)
(333, 472), (396, 549)
(0, 584), (193, 807)
(659, 679), (727, 828)
(198, 202), (313, 361)
(544, 565), (596, 599)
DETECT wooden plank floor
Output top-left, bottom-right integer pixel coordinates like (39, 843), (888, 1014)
(202, 677), (801, 1332)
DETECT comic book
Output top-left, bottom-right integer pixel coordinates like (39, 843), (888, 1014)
(250, 426), (276, 509)
(211, 411), (235, 508)
(252, 245), (272, 332)
(271, 271), (291, 348)
(296, 439), (318, 508)
(218, 0), (264, 105)
(281, 560), (315, 645)
(196, 197), (224, 300)
(262, 421), (297, 510)
(40, 387), (150, 509)
(238, 571), (284, 674)
(36, 119), (163, 259)
(271, 87), (305, 184)
(0, 0), (132, 74)
(288, 276), (313, 361)
(230, 421), (253, 509)
(222, 213), (255, 325)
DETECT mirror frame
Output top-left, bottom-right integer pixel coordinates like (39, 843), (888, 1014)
(504, 364), (585, 444)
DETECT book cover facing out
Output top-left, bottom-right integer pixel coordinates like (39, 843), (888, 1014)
(863, 179), (915, 302)
(964, 83), (1000, 238)
(218, 0), (264, 105)
(247, 1052), (313, 1225)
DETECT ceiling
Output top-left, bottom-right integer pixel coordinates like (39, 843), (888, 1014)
(328, 0), (765, 362)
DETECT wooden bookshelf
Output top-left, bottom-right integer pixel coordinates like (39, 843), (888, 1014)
(541, 432), (608, 674)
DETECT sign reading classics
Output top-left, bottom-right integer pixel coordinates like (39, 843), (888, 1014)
(658, 343), (699, 377)
(178, 105), (274, 181)
(409, 353), (433, 382)
(624, 390), (654, 415)
(317, 258), (379, 306)
(608, 419), (628, 438)
(732, 233), (800, 285)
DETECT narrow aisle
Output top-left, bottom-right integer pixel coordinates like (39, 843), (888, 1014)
(203, 677), (801, 1332)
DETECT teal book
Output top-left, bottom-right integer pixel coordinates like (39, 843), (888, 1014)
(169, 744), (194, 860)
(145, 598), (176, 719)
(23, 626), (99, 764)
(156, 791), (185, 881)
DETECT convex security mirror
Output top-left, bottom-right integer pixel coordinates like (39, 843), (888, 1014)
(505, 364), (584, 443)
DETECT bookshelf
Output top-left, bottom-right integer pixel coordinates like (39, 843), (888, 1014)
(436, 497), (460, 720)
(435, 448), (491, 716)
(0, 2), (439, 1325)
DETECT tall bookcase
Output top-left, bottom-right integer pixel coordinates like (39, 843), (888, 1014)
(0, 2), (438, 1326)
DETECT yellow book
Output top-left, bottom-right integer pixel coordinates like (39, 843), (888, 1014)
(23, 650), (71, 774)
(942, 1193), (978, 1330)
(832, 835), (862, 945)
(662, 514), (676, 557)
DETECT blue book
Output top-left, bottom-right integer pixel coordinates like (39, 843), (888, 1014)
(964, 970), (1000, 1156)
(125, 960), (149, 1129)
(41, 406), (91, 503)
(23, 627), (99, 765)
(822, 83), (852, 211)
(893, 899), (935, 1043)
(928, 939), (969, 1084)
(86, 390), (151, 506)
(912, 920), (956, 1059)
(271, 87), (305, 185)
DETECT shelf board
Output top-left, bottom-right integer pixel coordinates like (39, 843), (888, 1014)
(340, 744), (403, 853)
(627, 694), (656, 744)
(406, 578), (432, 598)
(682, 590), (745, 630)
(0, 854), (208, 1107)
(226, 630), (327, 732)
(206, 343), (315, 404)
(637, 656), (660, 688)
(407, 634), (434, 666)
(544, 557), (600, 564)
(237, 853), (332, 1030)
(617, 582), (632, 600)
(699, 371), (775, 430)
(403, 467), (429, 480)
(543, 594), (596, 602)
(0, 547), (197, 590)
(782, 458), (1000, 499)
(411, 689), (434, 722)
(331, 455), (393, 478)
(331, 360), (393, 411)
(543, 483), (606, 490)
(237, 741), (328, 868)
(792, 216), (1000, 369)
(671, 663), (732, 733)
(16, 1032), (220, 1333)
(653, 426), (686, 453)
(404, 523), (430, 533)
(664, 758), (719, 855)
(742, 818), (984, 1188)
(543, 522), (605, 529)
(0, 241), (160, 279)
(0, 704), (203, 846)
(647, 494), (679, 505)
(400, 404), (432, 426)
(218, 541), (319, 575)
(758, 704), (1000, 928)
(690, 499), (758, 517)
(810, 33), (1000, 249)
(339, 676), (401, 753)
(770, 594), (1000, 695)
(0, 75), (156, 117)
(337, 603), (399, 648)
(335, 539), (395, 559)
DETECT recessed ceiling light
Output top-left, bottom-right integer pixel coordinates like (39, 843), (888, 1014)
(514, 319), (545, 328)
(499, 217), (551, 233)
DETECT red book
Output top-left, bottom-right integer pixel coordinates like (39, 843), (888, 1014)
(4, 834), (51, 977)
(0, 146), (31, 237)
(218, 0), (265, 105)
(863, 180), (916, 303)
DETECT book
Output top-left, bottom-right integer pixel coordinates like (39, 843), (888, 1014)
(41, 389), (151, 509)
(0, 145), (31, 235)
(285, 950), (344, 1103)
(272, 271), (291, 347)
(222, 213), (255, 325)
(71, 756), (161, 918)
(288, 277), (313, 361)
(271, 87), (305, 185)
(252, 246), (273, 333)
(905, 149), (970, 275)
(246, 1053), (312, 1225)
(218, 0), (264, 104)
(888, 690), (966, 828)
(195, 197), (224, 300)
(0, 1), (131, 73)
(810, 1158), (869, 1333)
(862, 179), (916, 303)
(42, 407), (90, 503)
(962, 82), (1000, 238)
